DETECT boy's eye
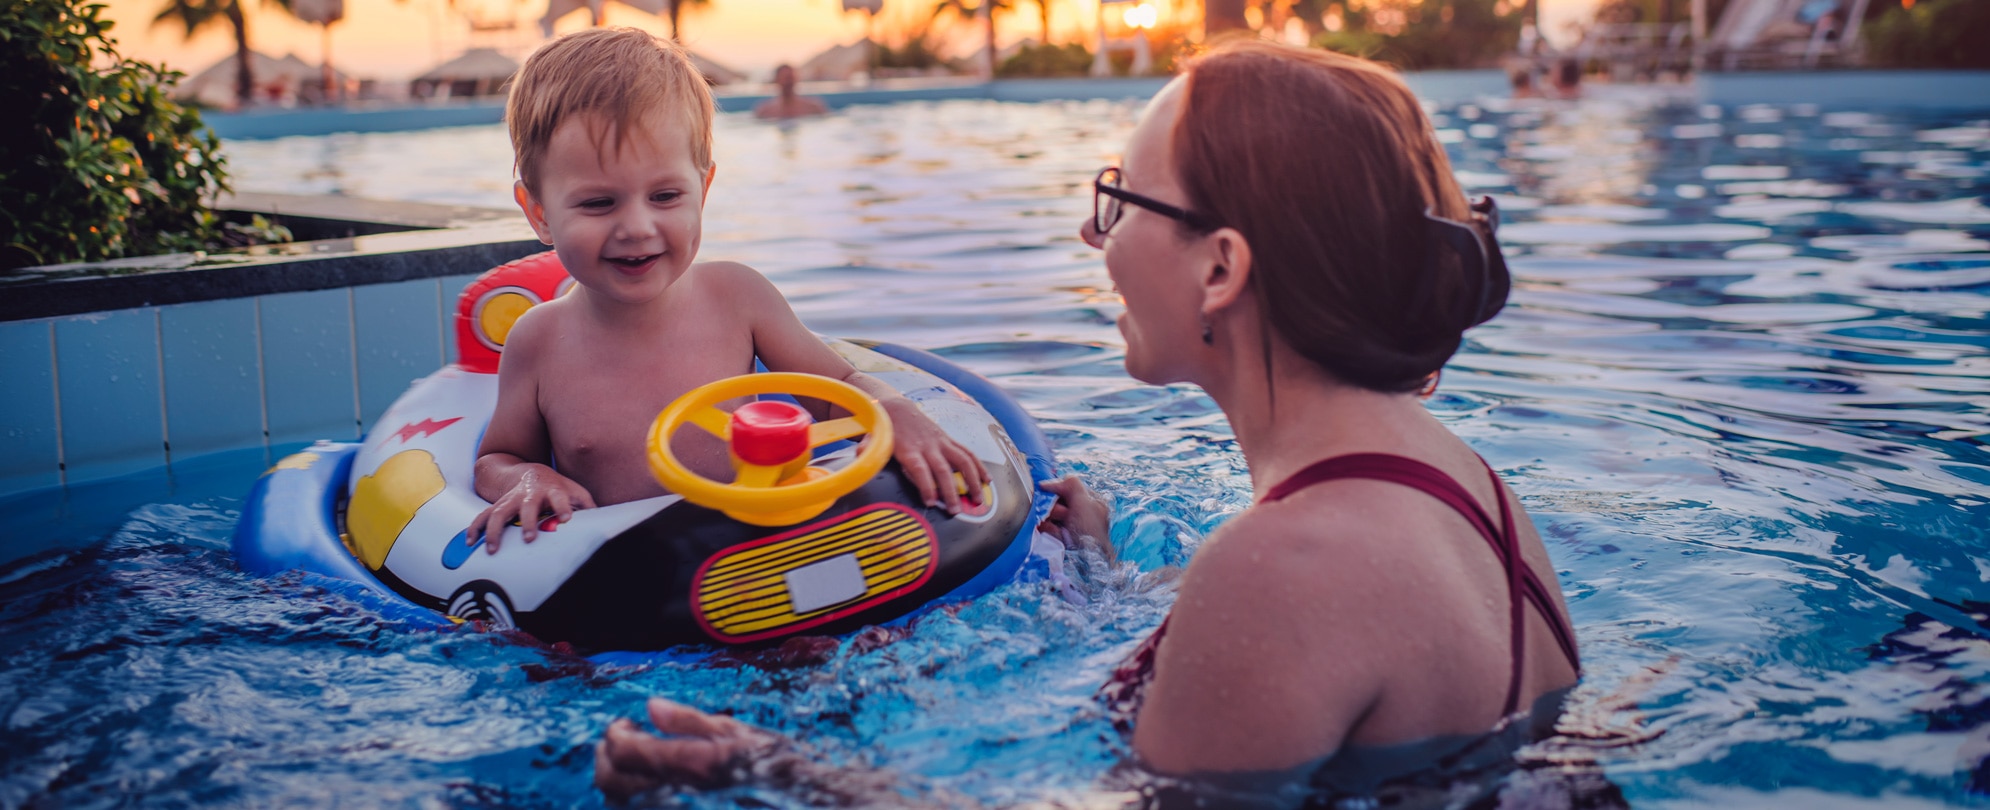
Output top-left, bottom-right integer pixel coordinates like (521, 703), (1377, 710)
(580, 198), (613, 209)
(651, 191), (682, 204)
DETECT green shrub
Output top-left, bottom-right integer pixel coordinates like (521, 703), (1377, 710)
(877, 24), (948, 71)
(1314, 0), (1520, 70)
(0, 0), (230, 269)
(998, 42), (1094, 77)
(1862, 0), (1990, 69)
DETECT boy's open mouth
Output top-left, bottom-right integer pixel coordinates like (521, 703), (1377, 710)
(605, 254), (661, 275)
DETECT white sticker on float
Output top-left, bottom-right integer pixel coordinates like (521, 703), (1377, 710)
(784, 553), (868, 613)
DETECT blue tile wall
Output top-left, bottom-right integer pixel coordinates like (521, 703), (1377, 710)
(54, 309), (165, 482)
(354, 279), (443, 435)
(0, 320), (61, 492)
(261, 289), (359, 446)
(160, 299), (265, 460)
(440, 274), (479, 367)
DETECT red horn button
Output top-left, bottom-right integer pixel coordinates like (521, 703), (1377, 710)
(730, 401), (813, 467)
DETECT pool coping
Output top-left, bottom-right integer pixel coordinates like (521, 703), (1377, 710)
(1, 192), (542, 323)
(201, 72), (1519, 140)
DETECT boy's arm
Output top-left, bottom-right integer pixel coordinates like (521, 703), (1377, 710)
(470, 308), (596, 551)
(712, 263), (989, 513)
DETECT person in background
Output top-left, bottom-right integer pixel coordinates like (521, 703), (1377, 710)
(596, 39), (1583, 806)
(753, 64), (828, 120)
(1553, 57), (1583, 99)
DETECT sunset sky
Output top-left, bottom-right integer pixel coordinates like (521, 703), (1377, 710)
(100, 0), (1603, 82)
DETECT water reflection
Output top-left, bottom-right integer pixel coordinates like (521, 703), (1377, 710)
(3, 90), (1985, 806)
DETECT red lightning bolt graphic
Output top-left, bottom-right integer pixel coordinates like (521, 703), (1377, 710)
(393, 417), (463, 443)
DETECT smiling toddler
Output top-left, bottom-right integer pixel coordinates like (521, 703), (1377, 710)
(468, 28), (986, 550)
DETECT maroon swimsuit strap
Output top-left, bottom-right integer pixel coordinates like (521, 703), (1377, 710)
(1262, 453), (1582, 716)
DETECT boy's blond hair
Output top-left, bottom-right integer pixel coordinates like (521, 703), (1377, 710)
(506, 27), (716, 193)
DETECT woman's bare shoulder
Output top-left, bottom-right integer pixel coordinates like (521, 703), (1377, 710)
(1182, 493), (1418, 620)
(1134, 499), (1406, 771)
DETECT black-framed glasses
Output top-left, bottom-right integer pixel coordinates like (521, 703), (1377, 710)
(1092, 167), (1218, 236)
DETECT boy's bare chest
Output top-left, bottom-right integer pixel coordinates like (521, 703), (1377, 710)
(535, 323), (754, 473)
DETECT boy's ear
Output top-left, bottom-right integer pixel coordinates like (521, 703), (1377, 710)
(700, 164), (717, 209)
(514, 181), (554, 245)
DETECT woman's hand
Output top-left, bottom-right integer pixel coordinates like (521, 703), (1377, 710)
(1038, 474), (1114, 563)
(467, 462), (596, 553)
(595, 698), (777, 803)
(881, 396), (989, 515)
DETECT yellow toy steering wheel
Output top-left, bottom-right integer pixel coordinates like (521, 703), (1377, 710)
(647, 372), (895, 527)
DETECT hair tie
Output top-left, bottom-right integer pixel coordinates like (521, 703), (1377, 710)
(1422, 196), (1511, 327)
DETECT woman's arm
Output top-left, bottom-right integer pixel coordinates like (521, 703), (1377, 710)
(595, 698), (950, 808)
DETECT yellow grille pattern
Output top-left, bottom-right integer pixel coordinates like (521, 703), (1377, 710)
(694, 505), (936, 641)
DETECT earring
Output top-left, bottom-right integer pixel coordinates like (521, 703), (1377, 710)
(1200, 317), (1214, 346)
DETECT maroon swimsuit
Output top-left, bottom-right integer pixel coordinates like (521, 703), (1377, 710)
(1101, 453), (1582, 730)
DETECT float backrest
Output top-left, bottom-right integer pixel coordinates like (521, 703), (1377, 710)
(455, 251), (572, 373)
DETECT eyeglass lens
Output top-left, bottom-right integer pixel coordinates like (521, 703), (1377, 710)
(1095, 168), (1124, 234)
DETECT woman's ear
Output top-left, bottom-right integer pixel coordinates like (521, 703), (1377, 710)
(1200, 226), (1255, 315)
(514, 181), (553, 245)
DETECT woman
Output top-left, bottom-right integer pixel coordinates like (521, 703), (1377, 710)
(595, 39), (1581, 802)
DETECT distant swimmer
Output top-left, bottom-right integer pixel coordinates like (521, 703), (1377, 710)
(753, 64), (828, 120)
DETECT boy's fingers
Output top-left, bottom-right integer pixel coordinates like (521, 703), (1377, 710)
(549, 489), (573, 523)
(949, 445), (988, 504)
(575, 489), (598, 510)
(483, 509), (508, 553)
(466, 508), (490, 543)
(520, 494), (542, 542)
(901, 454), (937, 506)
(934, 451), (963, 513)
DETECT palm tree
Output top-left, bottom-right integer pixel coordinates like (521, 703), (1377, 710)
(153, 0), (294, 108)
(1205, 0), (1248, 34)
(1036, 0), (1051, 43)
(665, 0), (711, 41)
(934, 0), (1011, 75)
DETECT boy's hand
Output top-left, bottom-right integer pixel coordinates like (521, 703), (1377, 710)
(468, 463), (597, 553)
(880, 397), (988, 515)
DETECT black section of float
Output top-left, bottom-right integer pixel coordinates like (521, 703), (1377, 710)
(519, 460), (1029, 653)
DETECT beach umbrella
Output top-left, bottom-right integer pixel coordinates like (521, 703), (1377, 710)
(291, 0), (343, 101)
(413, 47), (519, 98)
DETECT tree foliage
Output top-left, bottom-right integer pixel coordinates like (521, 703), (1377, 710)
(1862, 0), (1990, 69)
(998, 42), (1091, 77)
(0, 0), (230, 269)
(1315, 0), (1522, 70)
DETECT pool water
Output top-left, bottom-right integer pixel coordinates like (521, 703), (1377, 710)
(5, 88), (1990, 808)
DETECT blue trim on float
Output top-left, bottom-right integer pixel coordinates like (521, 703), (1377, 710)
(866, 342), (1058, 607)
(230, 441), (439, 623)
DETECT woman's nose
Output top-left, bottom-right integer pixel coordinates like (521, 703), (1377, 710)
(1080, 217), (1104, 249)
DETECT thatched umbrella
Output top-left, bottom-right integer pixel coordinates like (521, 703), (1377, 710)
(177, 50), (346, 107)
(412, 47), (519, 99)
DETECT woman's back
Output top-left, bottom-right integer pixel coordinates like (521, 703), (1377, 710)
(1125, 402), (1578, 773)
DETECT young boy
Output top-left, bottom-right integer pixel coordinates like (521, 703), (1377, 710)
(469, 28), (986, 551)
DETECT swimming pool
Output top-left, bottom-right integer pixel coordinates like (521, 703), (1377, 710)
(3, 87), (1988, 807)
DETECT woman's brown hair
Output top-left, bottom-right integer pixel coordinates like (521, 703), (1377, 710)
(1173, 39), (1505, 393)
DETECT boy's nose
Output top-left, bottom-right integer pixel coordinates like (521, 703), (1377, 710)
(613, 209), (662, 242)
